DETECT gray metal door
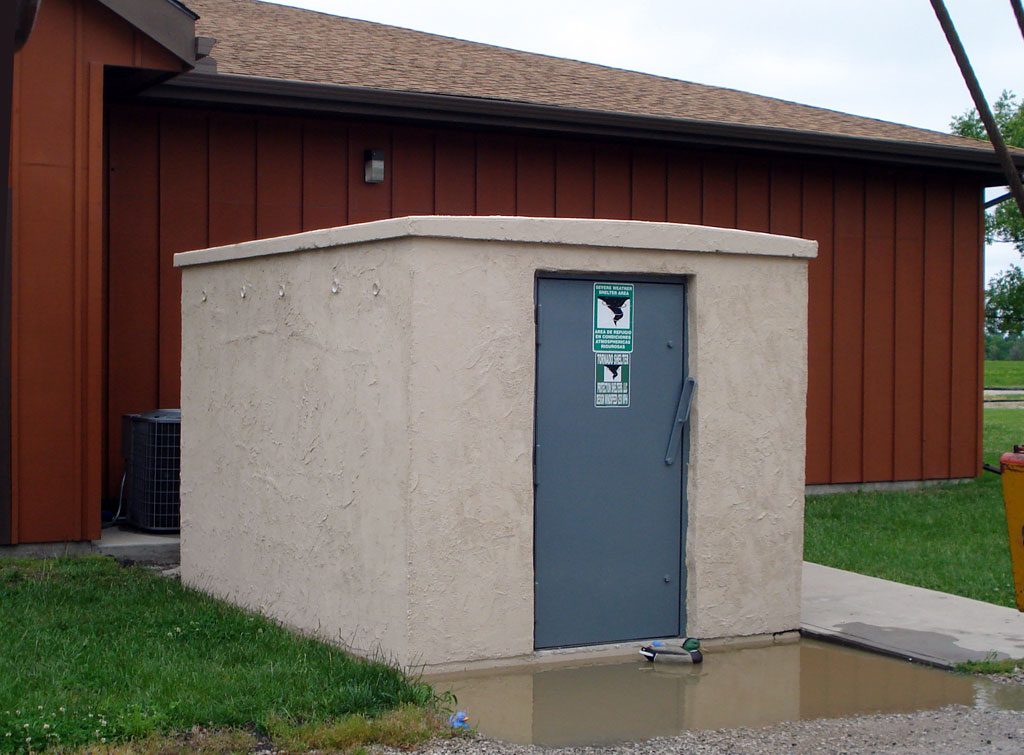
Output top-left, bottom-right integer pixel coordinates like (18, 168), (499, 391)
(534, 276), (689, 649)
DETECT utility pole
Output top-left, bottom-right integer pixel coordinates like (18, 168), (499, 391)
(930, 0), (1024, 216)
(1011, 0), (1024, 43)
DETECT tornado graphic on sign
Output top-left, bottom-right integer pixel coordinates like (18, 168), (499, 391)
(595, 353), (630, 407)
(593, 283), (633, 352)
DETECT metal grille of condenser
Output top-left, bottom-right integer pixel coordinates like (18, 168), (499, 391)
(123, 409), (181, 532)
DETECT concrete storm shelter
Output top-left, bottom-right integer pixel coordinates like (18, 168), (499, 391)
(177, 216), (814, 667)
(4, 0), (1020, 546)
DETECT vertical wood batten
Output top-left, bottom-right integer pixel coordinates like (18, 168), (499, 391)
(976, 192), (986, 473)
(390, 126), (433, 219)
(667, 152), (701, 224)
(80, 0), (139, 515)
(631, 148), (666, 222)
(83, 62), (105, 538)
(950, 180), (981, 478)
(475, 135), (516, 216)
(555, 141), (594, 218)
(515, 137), (555, 217)
(893, 176), (925, 479)
(301, 122), (348, 231)
(71, 0), (86, 537)
(157, 110), (208, 413)
(13, 0), (77, 540)
(208, 114), (257, 246)
(736, 160), (770, 232)
(106, 109), (160, 503)
(701, 155), (737, 228)
(830, 170), (865, 483)
(922, 179), (955, 479)
(594, 145), (631, 220)
(9, 50), (20, 541)
(256, 117), (303, 239)
(803, 167), (834, 484)
(434, 131), (474, 216)
(769, 161), (802, 237)
(862, 172), (896, 481)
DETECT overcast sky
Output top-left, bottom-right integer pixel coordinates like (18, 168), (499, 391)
(273, 0), (1021, 281)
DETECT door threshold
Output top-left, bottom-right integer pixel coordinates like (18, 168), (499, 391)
(422, 630), (800, 678)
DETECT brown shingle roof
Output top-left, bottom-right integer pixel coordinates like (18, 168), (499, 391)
(185, 0), (994, 155)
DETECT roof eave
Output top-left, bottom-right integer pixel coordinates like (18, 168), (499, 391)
(95, 0), (197, 67)
(139, 71), (1017, 181)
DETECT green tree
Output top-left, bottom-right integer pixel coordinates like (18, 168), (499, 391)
(951, 90), (1024, 252)
(952, 91), (1024, 342)
(986, 265), (1024, 337)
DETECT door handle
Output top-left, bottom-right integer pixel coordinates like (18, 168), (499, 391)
(664, 376), (696, 466)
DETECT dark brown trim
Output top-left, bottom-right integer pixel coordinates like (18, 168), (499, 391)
(139, 72), (1018, 183)
(0, 0), (14, 545)
(14, 0), (41, 51)
(94, 0), (197, 67)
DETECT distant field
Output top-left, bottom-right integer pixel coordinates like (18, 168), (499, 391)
(985, 360), (1024, 389)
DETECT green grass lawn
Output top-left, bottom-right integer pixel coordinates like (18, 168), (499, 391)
(804, 408), (1024, 608)
(0, 558), (447, 753)
(985, 360), (1024, 388)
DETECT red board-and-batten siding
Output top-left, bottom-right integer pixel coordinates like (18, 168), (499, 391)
(8, 0), (183, 543)
(105, 105), (984, 498)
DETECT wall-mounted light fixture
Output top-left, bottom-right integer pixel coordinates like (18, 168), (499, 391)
(364, 149), (385, 184)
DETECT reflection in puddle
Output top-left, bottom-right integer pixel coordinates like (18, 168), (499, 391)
(429, 640), (1024, 747)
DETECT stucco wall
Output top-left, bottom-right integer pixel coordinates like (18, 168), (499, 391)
(177, 216), (814, 668)
(179, 242), (415, 659)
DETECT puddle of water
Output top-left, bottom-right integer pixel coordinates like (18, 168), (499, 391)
(429, 640), (1024, 747)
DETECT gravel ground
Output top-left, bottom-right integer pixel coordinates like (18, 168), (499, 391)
(991, 669), (1024, 686)
(389, 707), (1024, 754)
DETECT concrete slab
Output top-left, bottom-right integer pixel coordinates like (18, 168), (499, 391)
(95, 527), (179, 564)
(802, 562), (1024, 668)
(805, 478), (971, 496)
(0, 541), (96, 559)
(0, 526), (179, 565)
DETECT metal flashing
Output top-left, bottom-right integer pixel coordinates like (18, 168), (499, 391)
(139, 71), (1018, 181)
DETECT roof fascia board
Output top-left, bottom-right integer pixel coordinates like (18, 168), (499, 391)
(142, 72), (1014, 180)
(94, 0), (197, 67)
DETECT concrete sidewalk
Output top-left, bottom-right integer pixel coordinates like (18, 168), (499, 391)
(802, 562), (1024, 668)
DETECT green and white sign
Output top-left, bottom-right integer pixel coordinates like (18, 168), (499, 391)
(595, 353), (630, 407)
(593, 282), (633, 352)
